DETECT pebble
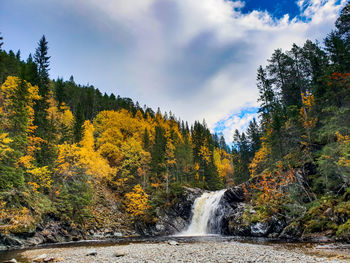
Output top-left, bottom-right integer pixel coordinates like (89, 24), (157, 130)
(168, 240), (179, 246)
(22, 241), (348, 263)
(114, 251), (126, 257)
(86, 250), (97, 256)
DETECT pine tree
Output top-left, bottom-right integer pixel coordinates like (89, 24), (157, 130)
(73, 103), (84, 142)
(335, 2), (350, 44)
(55, 78), (66, 107)
(24, 54), (39, 85)
(247, 118), (261, 153)
(151, 126), (167, 176)
(33, 35), (55, 166)
(0, 32), (3, 49)
(257, 66), (275, 122)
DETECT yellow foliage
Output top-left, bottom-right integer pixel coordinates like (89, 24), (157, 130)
(27, 182), (39, 193)
(249, 141), (270, 177)
(55, 143), (83, 178)
(56, 121), (114, 180)
(0, 76), (40, 130)
(124, 184), (150, 217)
(199, 140), (211, 164)
(27, 166), (52, 190)
(47, 97), (74, 140)
(0, 203), (34, 234)
(79, 120), (115, 179)
(0, 133), (13, 161)
(300, 91), (317, 147)
(213, 148), (233, 180)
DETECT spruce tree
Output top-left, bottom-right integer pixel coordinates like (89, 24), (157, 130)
(33, 35), (55, 166)
(0, 32), (3, 49)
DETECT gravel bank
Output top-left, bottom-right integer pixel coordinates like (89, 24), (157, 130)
(21, 240), (349, 263)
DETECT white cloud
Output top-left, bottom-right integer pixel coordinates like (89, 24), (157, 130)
(25, 0), (346, 140)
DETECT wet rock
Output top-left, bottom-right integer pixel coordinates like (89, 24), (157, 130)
(139, 187), (203, 236)
(222, 203), (250, 236)
(251, 222), (270, 237)
(223, 185), (245, 203)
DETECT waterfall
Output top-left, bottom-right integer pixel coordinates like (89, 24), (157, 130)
(178, 190), (226, 236)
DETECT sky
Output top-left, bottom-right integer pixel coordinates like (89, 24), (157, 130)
(0, 0), (346, 142)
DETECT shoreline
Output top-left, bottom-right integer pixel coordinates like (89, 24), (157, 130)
(20, 240), (350, 263)
(1, 237), (349, 263)
(0, 234), (347, 252)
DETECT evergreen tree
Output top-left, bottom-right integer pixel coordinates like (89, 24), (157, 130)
(73, 103), (84, 142)
(247, 118), (261, 153)
(336, 2), (350, 44)
(0, 33), (3, 49)
(151, 125), (167, 175)
(24, 54), (39, 85)
(33, 35), (55, 166)
(257, 66), (275, 122)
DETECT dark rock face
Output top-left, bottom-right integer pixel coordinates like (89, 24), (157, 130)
(139, 187), (203, 236)
(217, 186), (287, 238)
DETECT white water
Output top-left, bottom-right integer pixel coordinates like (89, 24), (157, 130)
(178, 190), (226, 236)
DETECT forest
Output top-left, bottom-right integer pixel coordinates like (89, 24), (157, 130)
(0, 3), (349, 240)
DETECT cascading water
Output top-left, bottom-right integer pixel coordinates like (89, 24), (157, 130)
(178, 190), (226, 236)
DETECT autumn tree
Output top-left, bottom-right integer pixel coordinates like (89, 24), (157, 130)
(124, 184), (150, 219)
(0, 76), (41, 190)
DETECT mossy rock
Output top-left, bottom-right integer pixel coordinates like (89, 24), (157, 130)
(334, 201), (350, 217)
(336, 219), (350, 242)
(279, 221), (303, 239)
(304, 219), (332, 234)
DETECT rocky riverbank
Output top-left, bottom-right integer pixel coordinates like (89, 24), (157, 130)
(1, 185), (349, 250)
(20, 239), (350, 263)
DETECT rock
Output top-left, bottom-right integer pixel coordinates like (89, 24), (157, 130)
(43, 257), (58, 262)
(0, 235), (24, 247)
(137, 187), (204, 236)
(33, 254), (48, 262)
(279, 221), (303, 239)
(114, 251), (126, 257)
(223, 186), (245, 203)
(168, 240), (179, 245)
(251, 222), (270, 237)
(3, 259), (18, 263)
(86, 250), (97, 256)
(113, 232), (123, 237)
(222, 203), (250, 236)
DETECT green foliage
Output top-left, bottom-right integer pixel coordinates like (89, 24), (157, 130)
(55, 174), (93, 224)
(336, 220), (350, 239)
